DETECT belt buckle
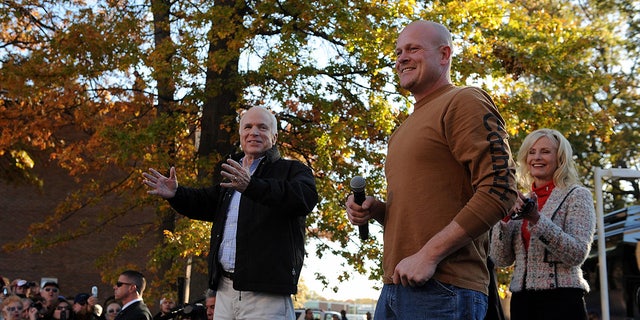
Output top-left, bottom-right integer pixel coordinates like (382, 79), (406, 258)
(222, 270), (234, 280)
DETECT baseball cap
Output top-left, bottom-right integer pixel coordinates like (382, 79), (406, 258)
(42, 281), (59, 289)
(17, 280), (28, 287)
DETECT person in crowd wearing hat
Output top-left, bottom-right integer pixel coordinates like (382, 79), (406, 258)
(41, 283), (60, 310)
(112, 271), (151, 320)
(72, 293), (102, 320)
(152, 295), (175, 320)
(11, 280), (30, 298)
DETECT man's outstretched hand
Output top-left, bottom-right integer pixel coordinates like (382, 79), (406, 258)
(143, 167), (178, 199)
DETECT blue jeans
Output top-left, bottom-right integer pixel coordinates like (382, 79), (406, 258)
(374, 279), (488, 320)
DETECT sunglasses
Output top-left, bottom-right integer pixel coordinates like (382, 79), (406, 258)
(107, 308), (121, 314)
(56, 306), (71, 311)
(44, 287), (59, 293)
(116, 281), (133, 287)
(6, 306), (24, 312)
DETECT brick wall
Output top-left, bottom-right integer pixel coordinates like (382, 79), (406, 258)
(0, 153), (206, 312)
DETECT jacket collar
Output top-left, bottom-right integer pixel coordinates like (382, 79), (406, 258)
(231, 145), (281, 164)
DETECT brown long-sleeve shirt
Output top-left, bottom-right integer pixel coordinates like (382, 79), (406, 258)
(383, 84), (517, 294)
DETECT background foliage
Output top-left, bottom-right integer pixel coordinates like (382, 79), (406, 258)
(1, 0), (639, 299)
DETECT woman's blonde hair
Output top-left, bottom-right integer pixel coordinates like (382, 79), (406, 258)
(2, 295), (23, 317)
(516, 128), (580, 189)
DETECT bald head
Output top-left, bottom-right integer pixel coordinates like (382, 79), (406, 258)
(395, 20), (453, 100)
(402, 21), (452, 48)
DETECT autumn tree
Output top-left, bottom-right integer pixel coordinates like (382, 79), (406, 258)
(1, 0), (638, 299)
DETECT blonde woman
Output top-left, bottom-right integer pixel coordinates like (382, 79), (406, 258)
(104, 301), (121, 320)
(491, 128), (596, 320)
(3, 296), (25, 320)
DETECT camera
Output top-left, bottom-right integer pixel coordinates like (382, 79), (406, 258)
(161, 302), (207, 320)
(178, 303), (206, 320)
(30, 301), (44, 312)
(510, 197), (536, 220)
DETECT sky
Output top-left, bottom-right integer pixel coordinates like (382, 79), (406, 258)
(300, 251), (381, 301)
(300, 232), (383, 301)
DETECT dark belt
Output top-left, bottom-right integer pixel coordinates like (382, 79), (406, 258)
(221, 270), (234, 281)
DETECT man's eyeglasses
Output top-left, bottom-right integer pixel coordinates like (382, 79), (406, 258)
(44, 287), (59, 293)
(116, 281), (133, 287)
(6, 306), (24, 312)
(107, 308), (121, 314)
(56, 306), (71, 311)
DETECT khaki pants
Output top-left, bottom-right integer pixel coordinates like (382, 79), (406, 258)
(213, 276), (295, 320)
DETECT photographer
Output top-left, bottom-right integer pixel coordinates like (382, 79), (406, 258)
(72, 294), (103, 320)
(1, 277), (9, 302)
(26, 296), (49, 320)
(490, 128), (596, 320)
(174, 304), (205, 320)
(52, 298), (73, 320)
(152, 300), (205, 320)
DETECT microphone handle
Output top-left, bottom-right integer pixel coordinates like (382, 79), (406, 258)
(359, 224), (369, 240)
(353, 191), (369, 240)
(353, 191), (366, 206)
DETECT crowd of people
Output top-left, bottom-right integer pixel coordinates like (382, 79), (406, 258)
(0, 271), (216, 320)
(0, 278), (105, 320)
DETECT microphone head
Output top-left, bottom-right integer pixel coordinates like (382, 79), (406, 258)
(350, 176), (366, 192)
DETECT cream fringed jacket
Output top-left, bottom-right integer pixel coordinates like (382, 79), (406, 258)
(490, 184), (596, 292)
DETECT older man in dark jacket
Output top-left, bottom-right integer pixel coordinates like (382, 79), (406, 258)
(144, 107), (318, 320)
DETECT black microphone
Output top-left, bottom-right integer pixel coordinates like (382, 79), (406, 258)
(350, 176), (368, 240)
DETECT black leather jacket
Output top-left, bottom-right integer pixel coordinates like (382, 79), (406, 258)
(168, 146), (318, 294)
